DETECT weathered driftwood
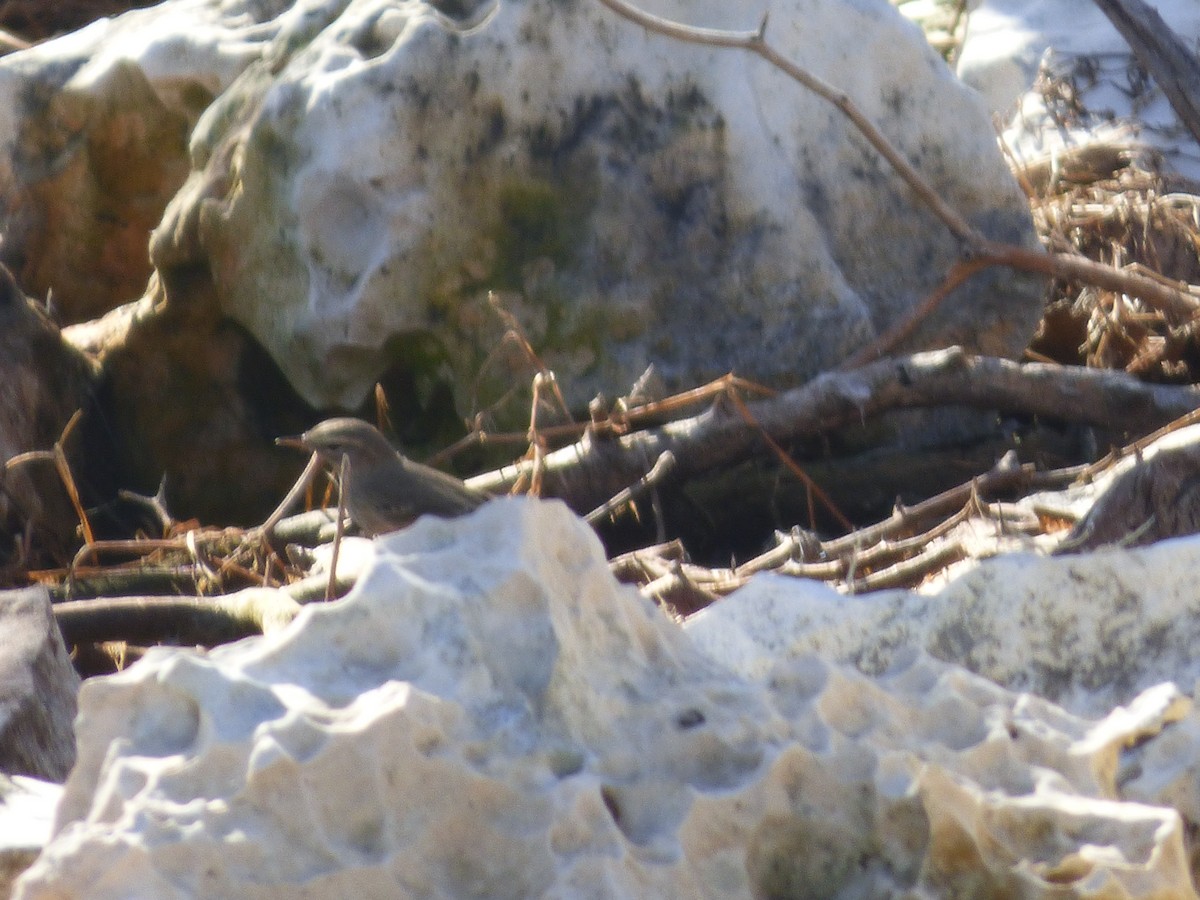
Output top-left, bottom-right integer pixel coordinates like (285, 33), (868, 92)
(54, 587), (302, 647)
(471, 349), (1200, 512)
(612, 448), (1089, 610)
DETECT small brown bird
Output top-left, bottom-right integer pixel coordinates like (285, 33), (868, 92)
(277, 417), (486, 535)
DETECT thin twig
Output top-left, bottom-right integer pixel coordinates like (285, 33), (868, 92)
(726, 390), (854, 530)
(525, 371), (553, 497)
(842, 256), (994, 368)
(5, 409), (94, 545)
(117, 478), (175, 537)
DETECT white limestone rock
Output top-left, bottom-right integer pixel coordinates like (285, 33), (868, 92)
(183, 0), (1044, 410)
(14, 498), (1200, 898)
(0, 775), (60, 896)
(0, 0), (1040, 413)
(689, 531), (1200, 719)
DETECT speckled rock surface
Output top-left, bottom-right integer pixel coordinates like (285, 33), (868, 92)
(0, 0), (1040, 414)
(15, 499), (1200, 898)
(690, 526), (1200, 720)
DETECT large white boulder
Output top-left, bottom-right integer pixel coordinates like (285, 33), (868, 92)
(0, 0), (1040, 414)
(14, 499), (1200, 897)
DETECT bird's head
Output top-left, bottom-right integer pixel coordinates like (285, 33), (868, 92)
(276, 417), (399, 466)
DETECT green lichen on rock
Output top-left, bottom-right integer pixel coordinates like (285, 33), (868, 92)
(492, 177), (578, 289)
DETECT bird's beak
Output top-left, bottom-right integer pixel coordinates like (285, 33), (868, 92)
(275, 435), (308, 451)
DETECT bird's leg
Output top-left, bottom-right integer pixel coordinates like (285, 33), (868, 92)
(325, 454), (350, 601)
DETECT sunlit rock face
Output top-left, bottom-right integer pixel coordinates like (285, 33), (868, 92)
(0, 0), (1040, 414)
(689, 533), (1200, 718)
(15, 499), (1200, 898)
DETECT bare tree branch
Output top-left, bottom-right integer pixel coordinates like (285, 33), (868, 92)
(54, 587), (301, 647)
(470, 348), (1200, 510)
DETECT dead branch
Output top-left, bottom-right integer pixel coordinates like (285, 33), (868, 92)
(608, 450), (1086, 603)
(608, 539), (687, 582)
(470, 348), (1200, 511)
(267, 508), (341, 546)
(54, 587), (301, 647)
(845, 541), (966, 593)
(816, 451), (1080, 557)
(55, 565), (224, 600)
(586, 450), (677, 524)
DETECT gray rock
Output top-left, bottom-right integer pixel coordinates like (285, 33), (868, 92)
(0, 586), (79, 782)
(0, 264), (98, 562)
